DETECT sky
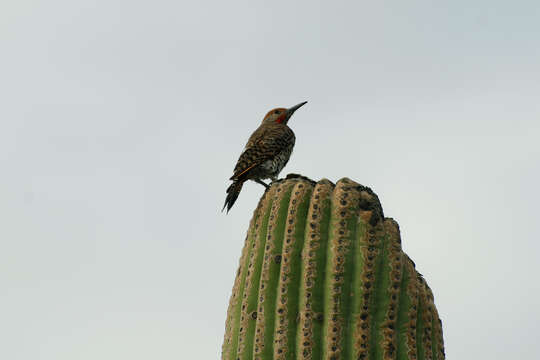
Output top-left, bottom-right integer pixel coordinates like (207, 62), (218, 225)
(1, 1), (539, 359)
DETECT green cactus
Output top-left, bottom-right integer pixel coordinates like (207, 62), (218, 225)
(222, 175), (445, 360)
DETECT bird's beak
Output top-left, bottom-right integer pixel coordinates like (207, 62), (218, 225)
(287, 101), (308, 118)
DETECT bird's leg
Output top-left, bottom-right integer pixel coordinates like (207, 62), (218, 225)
(254, 179), (270, 189)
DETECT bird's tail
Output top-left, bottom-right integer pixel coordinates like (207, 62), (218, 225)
(222, 180), (244, 213)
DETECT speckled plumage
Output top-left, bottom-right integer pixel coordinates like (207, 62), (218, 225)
(223, 102), (307, 212)
(232, 122), (295, 182)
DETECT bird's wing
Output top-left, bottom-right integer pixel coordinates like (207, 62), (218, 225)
(230, 125), (295, 181)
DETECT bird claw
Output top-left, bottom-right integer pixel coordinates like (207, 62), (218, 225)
(254, 179), (270, 189)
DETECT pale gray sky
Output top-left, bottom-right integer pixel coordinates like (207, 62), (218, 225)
(1, 1), (539, 359)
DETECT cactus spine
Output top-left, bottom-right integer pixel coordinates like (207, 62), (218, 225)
(222, 176), (445, 360)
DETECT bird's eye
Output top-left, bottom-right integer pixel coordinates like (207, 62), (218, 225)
(274, 110), (280, 114)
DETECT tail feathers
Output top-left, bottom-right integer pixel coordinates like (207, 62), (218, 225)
(223, 180), (244, 213)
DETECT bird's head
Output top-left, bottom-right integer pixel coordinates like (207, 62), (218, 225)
(262, 101), (307, 125)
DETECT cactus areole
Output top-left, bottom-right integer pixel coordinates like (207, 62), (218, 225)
(222, 174), (445, 360)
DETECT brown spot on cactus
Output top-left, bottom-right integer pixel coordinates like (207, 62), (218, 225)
(222, 176), (445, 359)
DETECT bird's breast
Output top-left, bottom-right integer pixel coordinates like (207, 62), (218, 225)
(261, 144), (293, 176)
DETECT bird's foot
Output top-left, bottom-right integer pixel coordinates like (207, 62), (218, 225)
(254, 179), (270, 189)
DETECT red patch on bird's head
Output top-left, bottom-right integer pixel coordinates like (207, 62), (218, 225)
(275, 113), (288, 123)
(263, 107), (288, 123)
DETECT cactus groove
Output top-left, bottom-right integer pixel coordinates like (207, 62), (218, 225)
(222, 175), (445, 360)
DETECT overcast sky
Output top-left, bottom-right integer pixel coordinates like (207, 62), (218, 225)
(1, 1), (539, 359)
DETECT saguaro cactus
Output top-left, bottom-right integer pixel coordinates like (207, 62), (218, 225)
(222, 175), (445, 360)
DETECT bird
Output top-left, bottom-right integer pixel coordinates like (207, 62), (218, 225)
(223, 101), (307, 213)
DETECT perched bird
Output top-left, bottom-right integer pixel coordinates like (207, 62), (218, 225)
(223, 101), (307, 213)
